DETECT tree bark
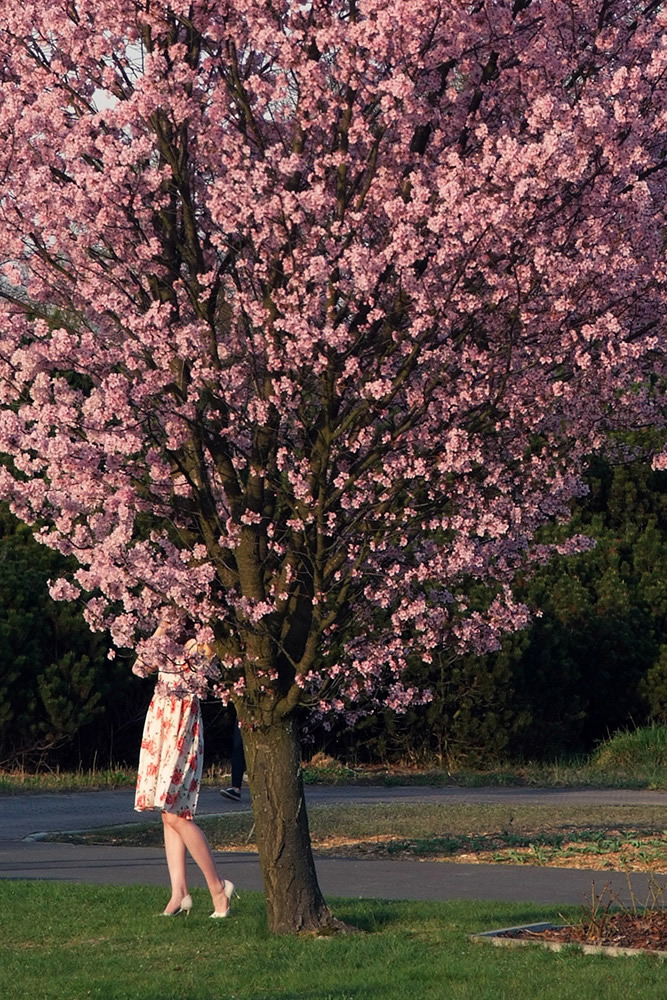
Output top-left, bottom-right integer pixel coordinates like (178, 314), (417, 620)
(241, 711), (338, 934)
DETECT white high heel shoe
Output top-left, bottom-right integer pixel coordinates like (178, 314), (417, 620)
(210, 880), (236, 919)
(160, 893), (193, 917)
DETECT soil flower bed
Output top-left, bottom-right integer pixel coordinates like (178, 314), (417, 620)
(499, 910), (667, 953)
(475, 877), (667, 956)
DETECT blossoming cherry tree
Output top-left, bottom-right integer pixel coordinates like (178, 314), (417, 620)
(0, 0), (665, 932)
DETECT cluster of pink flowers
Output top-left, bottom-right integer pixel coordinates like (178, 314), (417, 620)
(0, 1), (664, 720)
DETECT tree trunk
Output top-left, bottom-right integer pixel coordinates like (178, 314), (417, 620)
(241, 711), (337, 934)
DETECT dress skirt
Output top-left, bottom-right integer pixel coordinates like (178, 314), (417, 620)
(134, 682), (203, 819)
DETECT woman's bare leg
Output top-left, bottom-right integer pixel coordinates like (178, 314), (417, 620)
(162, 812), (230, 915)
(161, 812), (189, 913)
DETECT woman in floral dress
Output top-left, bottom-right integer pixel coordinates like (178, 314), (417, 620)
(134, 624), (235, 918)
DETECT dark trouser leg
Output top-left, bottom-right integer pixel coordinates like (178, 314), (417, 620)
(231, 718), (246, 789)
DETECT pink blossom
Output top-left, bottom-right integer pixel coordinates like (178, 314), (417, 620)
(0, 0), (664, 726)
(48, 579), (82, 602)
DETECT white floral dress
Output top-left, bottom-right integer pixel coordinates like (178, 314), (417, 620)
(134, 667), (204, 819)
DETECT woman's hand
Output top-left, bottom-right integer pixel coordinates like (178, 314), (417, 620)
(185, 638), (216, 659)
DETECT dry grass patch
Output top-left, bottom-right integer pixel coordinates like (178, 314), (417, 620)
(50, 802), (667, 873)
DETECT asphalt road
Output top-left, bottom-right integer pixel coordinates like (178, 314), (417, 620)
(1, 785), (665, 909)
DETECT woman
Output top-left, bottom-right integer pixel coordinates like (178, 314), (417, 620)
(134, 622), (235, 917)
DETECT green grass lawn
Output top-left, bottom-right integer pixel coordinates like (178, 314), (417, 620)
(2, 725), (667, 795)
(299, 726), (667, 791)
(0, 767), (138, 795)
(1, 763), (663, 796)
(300, 761), (667, 791)
(1, 882), (664, 1000)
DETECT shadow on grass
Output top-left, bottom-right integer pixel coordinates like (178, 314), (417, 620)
(328, 895), (569, 937)
(328, 896), (423, 932)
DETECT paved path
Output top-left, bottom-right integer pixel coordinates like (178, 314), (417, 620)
(1, 786), (665, 909)
(4, 840), (662, 908)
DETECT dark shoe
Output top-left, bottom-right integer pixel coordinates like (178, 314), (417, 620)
(220, 787), (241, 801)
